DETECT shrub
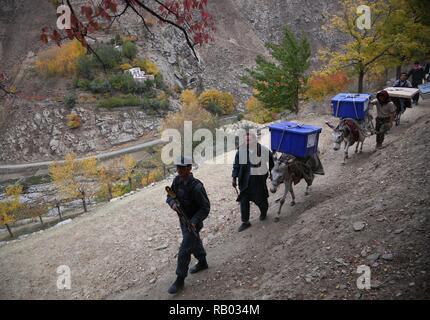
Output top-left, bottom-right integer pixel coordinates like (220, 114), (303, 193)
(119, 63), (133, 71)
(111, 183), (131, 198)
(206, 101), (223, 115)
(198, 89), (235, 115)
(154, 74), (167, 90)
(109, 73), (136, 93)
(66, 113), (81, 129)
(133, 58), (160, 75)
(64, 93), (76, 108)
(74, 78), (91, 90)
(97, 95), (141, 109)
(306, 70), (350, 102)
(180, 89), (198, 106)
(142, 97), (169, 111)
(122, 41), (138, 60)
(89, 78), (112, 93)
(94, 44), (122, 69)
(76, 55), (95, 79)
(35, 40), (86, 77)
(245, 96), (273, 124)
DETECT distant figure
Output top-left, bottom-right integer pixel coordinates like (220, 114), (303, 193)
(392, 72), (412, 116)
(371, 90), (396, 149)
(425, 62), (430, 82)
(407, 61), (426, 105)
(232, 130), (274, 232)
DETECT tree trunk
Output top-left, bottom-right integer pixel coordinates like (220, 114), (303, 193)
(108, 184), (113, 201)
(358, 71), (365, 93)
(128, 177), (133, 190)
(5, 224), (13, 238)
(396, 65), (402, 79)
(57, 203), (62, 221)
(81, 191), (87, 213)
(39, 215), (44, 226)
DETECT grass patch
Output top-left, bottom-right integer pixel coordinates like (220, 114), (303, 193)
(97, 95), (142, 109)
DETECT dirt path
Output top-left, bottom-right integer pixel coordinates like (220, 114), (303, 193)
(1, 103), (429, 300)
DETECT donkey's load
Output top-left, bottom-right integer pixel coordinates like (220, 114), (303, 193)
(418, 83), (430, 100)
(269, 122), (322, 158)
(331, 93), (371, 120)
(384, 87), (419, 99)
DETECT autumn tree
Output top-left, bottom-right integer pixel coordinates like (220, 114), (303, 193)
(323, 0), (430, 93)
(121, 154), (137, 190)
(98, 159), (122, 200)
(242, 26), (311, 114)
(41, 0), (215, 64)
(49, 153), (99, 213)
(0, 185), (23, 238)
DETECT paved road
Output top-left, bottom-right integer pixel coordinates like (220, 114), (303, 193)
(0, 138), (163, 175)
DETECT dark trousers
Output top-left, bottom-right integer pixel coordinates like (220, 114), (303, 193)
(376, 117), (390, 145)
(240, 193), (269, 223)
(176, 223), (206, 279)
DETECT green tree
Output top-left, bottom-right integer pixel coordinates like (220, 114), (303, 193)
(242, 26), (311, 114)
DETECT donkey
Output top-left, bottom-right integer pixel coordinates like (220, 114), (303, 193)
(269, 154), (313, 222)
(325, 118), (366, 164)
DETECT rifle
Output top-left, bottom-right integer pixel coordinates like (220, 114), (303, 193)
(165, 186), (198, 237)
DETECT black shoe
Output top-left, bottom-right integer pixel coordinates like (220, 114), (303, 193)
(259, 214), (267, 221)
(238, 222), (251, 232)
(190, 261), (209, 274)
(168, 276), (184, 294)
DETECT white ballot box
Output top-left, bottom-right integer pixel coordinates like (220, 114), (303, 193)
(384, 87), (419, 99)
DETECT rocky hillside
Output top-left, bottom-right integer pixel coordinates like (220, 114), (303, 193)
(0, 0), (345, 164)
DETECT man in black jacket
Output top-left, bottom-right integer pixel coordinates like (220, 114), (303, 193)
(232, 131), (274, 232)
(408, 62), (426, 105)
(166, 156), (210, 294)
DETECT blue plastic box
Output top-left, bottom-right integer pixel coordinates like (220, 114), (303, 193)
(418, 83), (430, 100)
(331, 93), (371, 120)
(269, 122), (322, 158)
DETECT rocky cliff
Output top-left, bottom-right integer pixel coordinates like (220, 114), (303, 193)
(0, 0), (345, 164)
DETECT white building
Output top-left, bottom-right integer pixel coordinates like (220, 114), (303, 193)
(124, 67), (155, 83)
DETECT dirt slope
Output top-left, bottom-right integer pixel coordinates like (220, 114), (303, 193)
(0, 102), (429, 300)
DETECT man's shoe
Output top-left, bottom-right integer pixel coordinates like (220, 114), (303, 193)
(238, 222), (251, 232)
(259, 214), (267, 221)
(190, 261), (209, 274)
(168, 276), (184, 294)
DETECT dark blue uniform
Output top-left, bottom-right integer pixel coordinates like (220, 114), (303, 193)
(166, 174), (210, 279)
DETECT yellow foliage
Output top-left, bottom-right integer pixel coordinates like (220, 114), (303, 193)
(0, 184), (23, 227)
(198, 89), (235, 115)
(157, 91), (169, 104)
(133, 58), (160, 75)
(35, 40), (86, 77)
(245, 96), (273, 124)
(122, 154), (137, 183)
(120, 63), (132, 71)
(141, 168), (163, 187)
(66, 113), (81, 129)
(49, 153), (99, 202)
(180, 89), (198, 107)
(162, 100), (217, 135)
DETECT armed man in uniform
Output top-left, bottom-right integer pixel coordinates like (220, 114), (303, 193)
(166, 156), (210, 294)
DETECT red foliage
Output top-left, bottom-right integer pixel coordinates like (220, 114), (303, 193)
(41, 0), (215, 60)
